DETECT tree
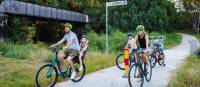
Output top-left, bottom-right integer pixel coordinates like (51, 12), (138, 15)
(108, 0), (177, 32)
(182, 0), (200, 33)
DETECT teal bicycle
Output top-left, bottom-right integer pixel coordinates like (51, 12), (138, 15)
(35, 47), (86, 87)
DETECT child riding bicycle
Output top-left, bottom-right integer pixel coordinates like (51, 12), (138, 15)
(152, 39), (164, 59)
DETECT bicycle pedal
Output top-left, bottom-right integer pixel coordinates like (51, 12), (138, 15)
(163, 64), (166, 66)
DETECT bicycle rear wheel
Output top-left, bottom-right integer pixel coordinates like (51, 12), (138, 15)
(35, 64), (58, 87)
(71, 62), (86, 82)
(128, 64), (144, 87)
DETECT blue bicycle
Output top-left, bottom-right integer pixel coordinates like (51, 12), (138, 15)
(35, 47), (86, 87)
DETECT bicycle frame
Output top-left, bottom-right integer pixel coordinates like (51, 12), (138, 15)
(47, 51), (71, 79)
(134, 52), (145, 77)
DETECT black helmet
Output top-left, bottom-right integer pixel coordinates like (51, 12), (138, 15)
(81, 35), (87, 39)
(127, 32), (132, 37)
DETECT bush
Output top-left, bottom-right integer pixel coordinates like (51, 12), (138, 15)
(87, 30), (127, 52)
(0, 42), (52, 61)
(0, 42), (33, 59)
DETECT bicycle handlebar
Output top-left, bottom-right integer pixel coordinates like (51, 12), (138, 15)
(50, 46), (62, 53)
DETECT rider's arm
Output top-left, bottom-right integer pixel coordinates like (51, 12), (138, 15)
(52, 39), (65, 47)
(131, 38), (136, 48)
(135, 35), (138, 41)
(145, 35), (149, 49)
(63, 39), (73, 49)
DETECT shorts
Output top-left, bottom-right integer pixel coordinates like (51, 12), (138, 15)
(131, 48), (138, 53)
(60, 49), (79, 59)
(139, 48), (149, 54)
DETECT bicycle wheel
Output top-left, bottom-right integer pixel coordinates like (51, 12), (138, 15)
(35, 64), (58, 87)
(150, 55), (156, 68)
(144, 59), (152, 82)
(158, 53), (165, 66)
(128, 64), (144, 87)
(71, 62), (86, 82)
(116, 53), (125, 70)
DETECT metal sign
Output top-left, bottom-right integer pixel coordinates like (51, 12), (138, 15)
(106, 0), (127, 6)
(105, 0), (127, 53)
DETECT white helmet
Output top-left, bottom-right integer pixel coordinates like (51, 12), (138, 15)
(153, 39), (159, 44)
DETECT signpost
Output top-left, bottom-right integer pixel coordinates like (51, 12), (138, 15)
(105, 0), (127, 53)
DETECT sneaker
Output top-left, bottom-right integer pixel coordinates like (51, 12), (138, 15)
(79, 66), (83, 71)
(70, 70), (76, 79)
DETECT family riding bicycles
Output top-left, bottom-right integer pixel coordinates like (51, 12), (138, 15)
(115, 25), (165, 87)
(35, 23), (88, 87)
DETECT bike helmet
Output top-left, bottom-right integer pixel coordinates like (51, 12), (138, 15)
(64, 23), (72, 29)
(127, 32), (133, 37)
(136, 25), (145, 31)
(153, 39), (159, 44)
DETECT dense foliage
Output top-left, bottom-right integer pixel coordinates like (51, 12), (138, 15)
(0, 0), (191, 44)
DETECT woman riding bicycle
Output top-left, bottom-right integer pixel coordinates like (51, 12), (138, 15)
(135, 25), (150, 73)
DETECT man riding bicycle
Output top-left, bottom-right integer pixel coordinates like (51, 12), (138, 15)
(51, 23), (80, 79)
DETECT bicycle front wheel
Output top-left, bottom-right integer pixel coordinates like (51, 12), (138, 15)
(35, 64), (58, 87)
(144, 59), (152, 82)
(158, 53), (165, 66)
(150, 55), (156, 68)
(128, 64), (144, 87)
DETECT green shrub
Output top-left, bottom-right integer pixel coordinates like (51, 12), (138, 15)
(87, 30), (127, 52)
(0, 42), (52, 61)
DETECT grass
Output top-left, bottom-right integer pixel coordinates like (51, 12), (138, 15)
(167, 55), (200, 87)
(164, 33), (182, 49)
(0, 58), (37, 87)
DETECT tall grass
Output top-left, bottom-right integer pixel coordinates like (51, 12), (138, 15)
(84, 51), (115, 73)
(167, 55), (200, 87)
(0, 42), (52, 62)
(0, 58), (36, 87)
(0, 51), (115, 87)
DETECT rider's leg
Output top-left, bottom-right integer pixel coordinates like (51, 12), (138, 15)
(142, 52), (149, 74)
(134, 53), (137, 63)
(142, 52), (149, 64)
(66, 56), (75, 71)
(66, 55), (76, 79)
(59, 52), (65, 71)
(78, 51), (83, 71)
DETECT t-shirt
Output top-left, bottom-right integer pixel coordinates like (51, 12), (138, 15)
(63, 31), (80, 50)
